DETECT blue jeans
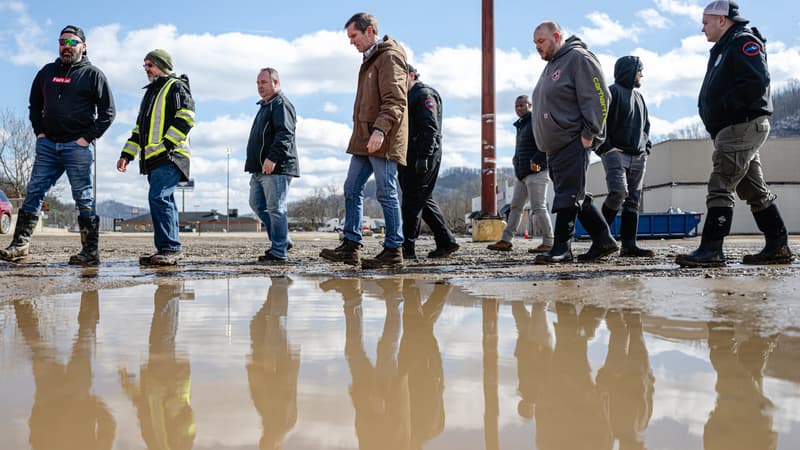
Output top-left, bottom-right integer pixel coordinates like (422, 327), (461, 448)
(147, 163), (182, 252)
(22, 137), (95, 218)
(249, 173), (292, 259)
(343, 155), (403, 248)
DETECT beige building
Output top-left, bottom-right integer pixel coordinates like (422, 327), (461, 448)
(586, 137), (800, 234)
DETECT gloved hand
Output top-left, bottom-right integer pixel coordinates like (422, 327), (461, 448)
(415, 158), (428, 175)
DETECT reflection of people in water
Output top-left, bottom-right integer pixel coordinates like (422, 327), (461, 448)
(247, 276), (300, 450)
(704, 323), (777, 450)
(14, 291), (116, 450)
(398, 280), (450, 449)
(535, 302), (613, 450)
(596, 310), (654, 450)
(119, 282), (195, 450)
(320, 278), (410, 449)
(511, 301), (554, 421)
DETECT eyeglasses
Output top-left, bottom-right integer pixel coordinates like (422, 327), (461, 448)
(143, 63), (155, 69)
(58, 38), (82, 47)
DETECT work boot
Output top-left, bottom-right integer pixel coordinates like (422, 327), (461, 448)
(0, 211), (39, 262)
(428, 241), (460, 258)
(577, 197), (619, 262)
(69, 215), (100, 266)
(402, 242), (417, 260)
(149, 250), (183, 266)
(619, 210), (654, 257)
(487, 240), (513, 251)
(528, 243), (553, 254)
(743, 204), (794, 265)
(320, 238), (362, 265)
(535, 208), (576, 264)
(601, 204), (618, 229)
(361, 246), (403, 269)
(675, 206), (732, 268)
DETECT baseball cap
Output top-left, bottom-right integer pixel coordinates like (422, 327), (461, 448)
(703, 0), (749, 23)
(60, 25), (86, 42)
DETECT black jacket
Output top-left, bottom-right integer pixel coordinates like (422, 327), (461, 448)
(407, 81), (442, 163)
(597, 56), (652, 156)
(698, 23), (772, 138)
(121, 75), (194, 182)
(512, 112), (547, 180)
(29, 56), (115, 143)
(244, 91), (299, 177)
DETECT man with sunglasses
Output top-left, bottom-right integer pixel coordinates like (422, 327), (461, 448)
(118, 49), (195, 266)
(1, 25), (115, 265)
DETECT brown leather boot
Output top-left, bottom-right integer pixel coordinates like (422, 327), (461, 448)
(361, 246), (403, 269)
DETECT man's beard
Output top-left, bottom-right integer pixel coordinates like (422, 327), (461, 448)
(60, 50), (82, 65)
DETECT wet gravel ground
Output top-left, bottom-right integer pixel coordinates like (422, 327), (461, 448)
(1, 230), (797, 301)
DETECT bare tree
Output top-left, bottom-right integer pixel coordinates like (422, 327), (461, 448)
(0, 109), (35, 198)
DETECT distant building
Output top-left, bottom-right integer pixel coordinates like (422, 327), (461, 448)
(118, 210), (260, 233)
(586, 137), (800, 234)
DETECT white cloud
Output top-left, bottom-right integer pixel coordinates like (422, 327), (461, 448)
(0, 1), (49, 65)
(579, 11), (639, 47)
(649, 114), (704, 139)
(637, 8), (673, 29)
(654, 0), (704, 21)
(322, 102), (338, 113)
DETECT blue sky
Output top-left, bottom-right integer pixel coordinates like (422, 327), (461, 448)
(1, 0), (798, 212)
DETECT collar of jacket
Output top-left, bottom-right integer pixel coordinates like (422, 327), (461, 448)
(514, 111), (532, 128)
(257, 91), (284, 106)
(363, 35), (392, 63)
(141, 75), (170, 89)
(551, 35), (587, 62)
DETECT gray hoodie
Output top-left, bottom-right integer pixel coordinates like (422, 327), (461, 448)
(531, 36), (610, 154)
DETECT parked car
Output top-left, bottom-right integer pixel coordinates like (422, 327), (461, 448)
(0, 190), (13, 234)
(317, 218), (344, 232)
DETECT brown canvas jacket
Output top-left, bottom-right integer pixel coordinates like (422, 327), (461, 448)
(347, 35), (409, 166)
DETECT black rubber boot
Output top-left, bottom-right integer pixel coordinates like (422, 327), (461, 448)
(361, 246), (403, 269)
(743, 204), (794, 265)
(69, 215), (100, 266)
(402, 241), (417, 260)
(601, 204), (618, 228)
(534, 208), (576, 265)
(619, 210), (654, 257)
(675, 206), (732, 267)
(320, 238), (362, 265)
(577, 197), (619, 262)
(0, 211), (39, 262)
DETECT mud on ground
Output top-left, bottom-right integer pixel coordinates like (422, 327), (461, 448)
(1, 230), (798, 302)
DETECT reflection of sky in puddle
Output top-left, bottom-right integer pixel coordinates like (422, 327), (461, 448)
(0, 276), (798, 450)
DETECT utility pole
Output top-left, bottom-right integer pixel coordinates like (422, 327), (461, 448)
(226, 147), (231, 232)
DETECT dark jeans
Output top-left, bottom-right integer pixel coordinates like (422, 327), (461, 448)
(546, 137), (590, 212)
(147, 163), (182, 252)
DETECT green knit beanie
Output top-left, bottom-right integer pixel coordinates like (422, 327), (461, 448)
(145, 49), (173, 73)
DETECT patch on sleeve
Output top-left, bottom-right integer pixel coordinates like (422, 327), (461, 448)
(742, 41), (761, 56)
(424, 97), (436, 110)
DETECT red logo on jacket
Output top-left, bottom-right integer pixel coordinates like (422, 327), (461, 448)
(52, 77), (72, 84)
(551, 70), (561, 81)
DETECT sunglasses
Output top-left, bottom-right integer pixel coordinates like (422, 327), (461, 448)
(58, 38), (82, 47)
(143, 63), (155, 68)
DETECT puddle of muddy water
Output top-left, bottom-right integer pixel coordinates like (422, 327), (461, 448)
(1, 276), (799, 450)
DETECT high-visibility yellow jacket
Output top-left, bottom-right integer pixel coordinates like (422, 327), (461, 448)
(121, 74), (195, 181)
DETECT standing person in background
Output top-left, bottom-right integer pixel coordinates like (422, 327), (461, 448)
(676, 0), (793, 267)
(596, 56), (654, 258)
(400, 65), (459, 260)
(245, 68), (299, 263)
(320, 12), (409, 269)
(1, 25), (115, 265)
(118, 49), (194, 266)
(530, 21), (617, 265)
(487, 95), (554, 254)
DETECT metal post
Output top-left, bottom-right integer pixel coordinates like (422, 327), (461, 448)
(226, 147), (231, 232)
(481, 0), (497, 216)
(482, 299), (499, 450)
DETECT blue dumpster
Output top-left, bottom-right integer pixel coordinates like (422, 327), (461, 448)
(575, 212), (703, 239)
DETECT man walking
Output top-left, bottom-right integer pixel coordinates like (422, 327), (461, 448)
(487, 95), (554, 254)
(530, 21), (617, 265)
(596, 56), (654, 258)
(400, 65), (459, 259)
(1, 25), (115, 265)
(320, 12), (408, 269)
(118, 49), (195, 266)
(676, 1), (793, 267)
(245, 68), (298, 263)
